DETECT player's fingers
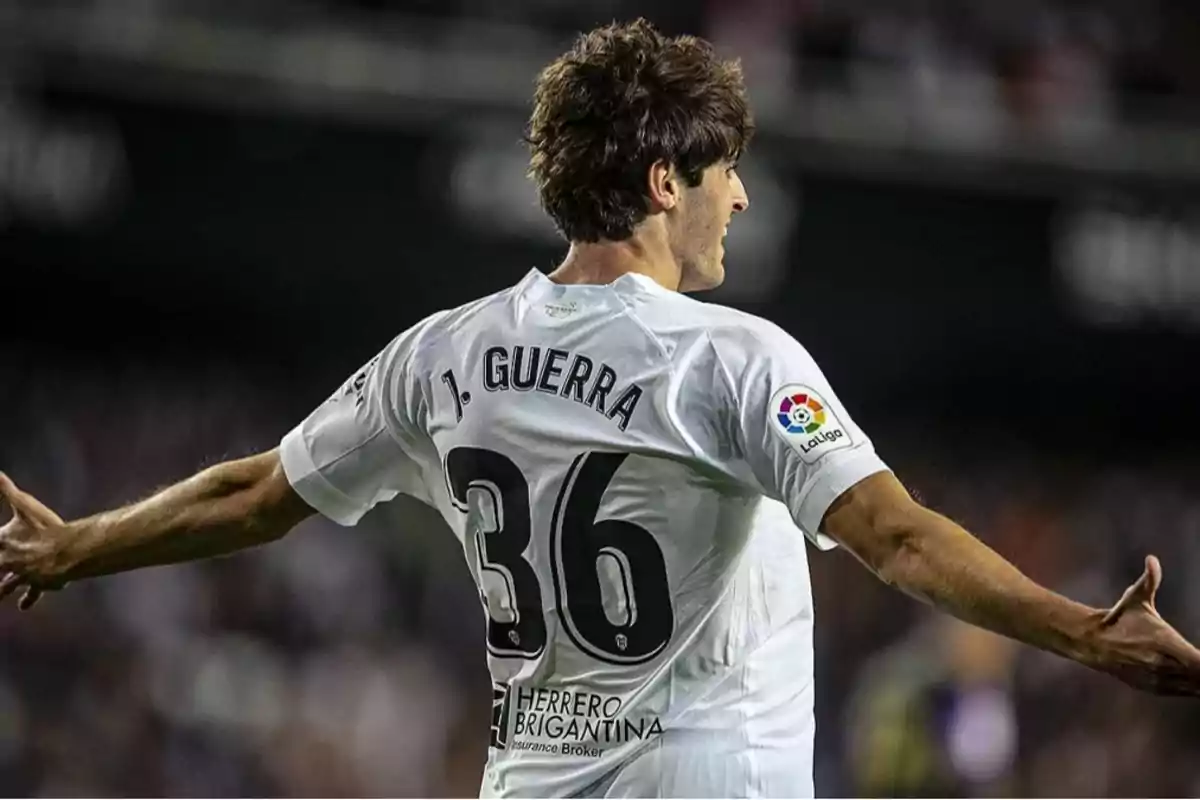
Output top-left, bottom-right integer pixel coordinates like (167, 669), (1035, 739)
(1161, 639), (1200, 698)
(1189, 650), (1200, 698)
(1142, 555), (1163, 606)
(1103, 557), (1161, 624)
(22, 499), (63, 528)
(17, 586), (41, 611)
(0, 572), (21, 602)
(1103, 555), (1165, 624)
(0, 473), (20, 518)
(1103, 584), (1139, 625)
(4, 482), (63, 528)
(0, 473), (55, 528)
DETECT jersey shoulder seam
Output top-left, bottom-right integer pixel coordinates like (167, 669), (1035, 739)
(616, 293), (721, 465)
(704, 327), (739, 404)
(614, 294), (673, 363)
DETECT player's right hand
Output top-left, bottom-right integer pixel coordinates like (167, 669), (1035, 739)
(1090, 555), (1200, 697)
(0, 473), (71, 611)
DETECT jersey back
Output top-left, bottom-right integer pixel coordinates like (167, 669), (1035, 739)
(280, 269), (890, 797)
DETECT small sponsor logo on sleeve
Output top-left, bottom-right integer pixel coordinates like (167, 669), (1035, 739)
(328, 354), (381, 408)
(769, 384), (853, 463)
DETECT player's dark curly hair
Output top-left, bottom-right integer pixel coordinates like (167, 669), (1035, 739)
(526, 19), (754, 243)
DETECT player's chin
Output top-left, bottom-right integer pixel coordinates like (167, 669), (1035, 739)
(680, 255), (725, 292)
(699, 259), (726, 291)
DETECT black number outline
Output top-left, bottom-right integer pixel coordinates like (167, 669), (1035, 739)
(549, 452), (674, 665)
(446, 447), (675, 665)
(445, 448), (547, 660)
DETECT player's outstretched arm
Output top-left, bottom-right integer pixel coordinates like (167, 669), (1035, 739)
(822, 470), (1200, 697)
(0, 450), (314, 610)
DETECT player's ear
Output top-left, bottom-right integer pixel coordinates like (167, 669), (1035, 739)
(647, 160), (679, 212)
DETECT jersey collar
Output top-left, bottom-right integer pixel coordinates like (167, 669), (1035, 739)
(517, 268), (668, 303)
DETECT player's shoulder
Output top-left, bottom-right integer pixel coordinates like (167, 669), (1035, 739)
(367, 286), (511, 388)
(645, 291), (806, 363)
(423, 284), (515, 333)
(396, 280), (519, 350)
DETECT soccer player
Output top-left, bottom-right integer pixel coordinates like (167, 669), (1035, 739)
(2, 18), (1198, 799)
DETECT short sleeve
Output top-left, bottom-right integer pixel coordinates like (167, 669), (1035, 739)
(710, 322), (890, 549)
(280, 318), (439, 526)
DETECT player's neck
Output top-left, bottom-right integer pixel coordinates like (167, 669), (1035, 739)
(548, 236), (682, 292)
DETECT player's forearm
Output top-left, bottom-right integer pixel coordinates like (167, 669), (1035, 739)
(56, 451), (309, 581)
(870, 504), (1103, 665)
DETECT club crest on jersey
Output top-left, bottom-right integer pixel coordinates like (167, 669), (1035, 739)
(769, 385), (852, 463)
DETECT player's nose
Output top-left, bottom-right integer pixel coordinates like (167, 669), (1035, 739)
(730, 171), (749, 213)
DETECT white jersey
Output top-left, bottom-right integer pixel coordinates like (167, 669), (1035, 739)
(280, 268), (889, 798)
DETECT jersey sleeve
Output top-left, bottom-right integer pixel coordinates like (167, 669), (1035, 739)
(280, 318), (439, 525)
(709, 321), (890, 550)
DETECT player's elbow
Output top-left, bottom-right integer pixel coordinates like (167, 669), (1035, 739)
(868, 505), (926, 588)
(206, 450), (313, 543)
(823, 471), (927, 586)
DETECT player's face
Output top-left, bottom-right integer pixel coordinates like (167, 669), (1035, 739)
(675, 162), (749, 292)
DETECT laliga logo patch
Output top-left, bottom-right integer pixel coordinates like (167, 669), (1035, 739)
(769, 385), (852, 463)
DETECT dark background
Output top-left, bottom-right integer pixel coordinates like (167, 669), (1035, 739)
(2, 0), (1199, 795)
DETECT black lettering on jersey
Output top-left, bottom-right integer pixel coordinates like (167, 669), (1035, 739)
(537, 349), (569, 395)
(512, 346), (541, 392)
(606, 384), (643, 432)
(484, 347), (509, 392)
(475, 348), (643, 430)
(585, 364), (617, 413)
(560, 355), (593, 403)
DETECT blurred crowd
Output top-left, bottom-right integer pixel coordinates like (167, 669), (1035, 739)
(1, 350), (1198, 796)
(705, 0), (1200, 145)
(0, 353), (489, 796)
(11, 0), (1200, 142)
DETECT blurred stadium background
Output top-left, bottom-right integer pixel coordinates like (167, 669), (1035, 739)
(2, 0), (1200, 795)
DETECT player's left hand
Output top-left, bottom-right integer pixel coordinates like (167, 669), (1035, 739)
(0, 473), (72, 611)
(1092, 555), (1200, 697)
